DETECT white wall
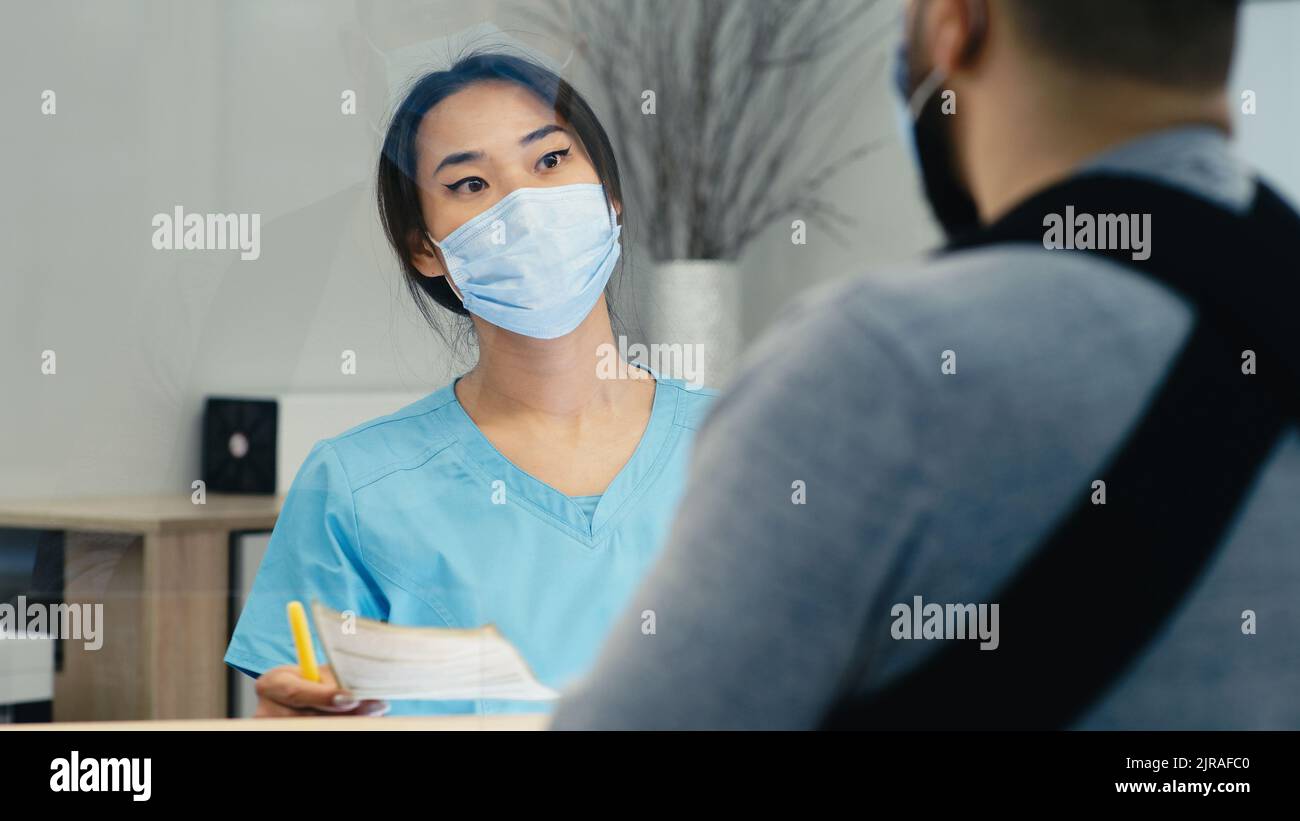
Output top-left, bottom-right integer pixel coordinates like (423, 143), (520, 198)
(0, 1), (478, 498)
(1232, 0), (1300, 203)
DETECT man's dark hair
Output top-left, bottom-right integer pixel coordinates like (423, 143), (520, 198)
(1003, 0), (1242, 88)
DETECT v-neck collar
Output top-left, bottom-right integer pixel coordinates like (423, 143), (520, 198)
(437, 364), (680, 546)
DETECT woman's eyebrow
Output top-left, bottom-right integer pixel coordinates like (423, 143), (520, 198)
(434, 150), (484, 175)
(520, 124), (568, 145)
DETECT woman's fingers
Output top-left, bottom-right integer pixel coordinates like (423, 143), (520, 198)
(254, 664), (393, 717)
(253, 699), (316, 718)
(257, 666), (345, 710)
(255, 664), (379, 715)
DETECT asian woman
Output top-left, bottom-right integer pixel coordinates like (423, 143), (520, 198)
(224, 52), (716, 717)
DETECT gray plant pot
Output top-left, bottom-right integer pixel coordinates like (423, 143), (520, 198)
(634, 259), (741, 391)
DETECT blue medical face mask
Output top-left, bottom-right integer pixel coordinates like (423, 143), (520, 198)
(428, 183), (621, 339)
(892, 39), (947, 173)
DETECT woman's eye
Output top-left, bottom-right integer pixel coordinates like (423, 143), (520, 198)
(445, 177), (486, 194)
(538, 147), (571, 171)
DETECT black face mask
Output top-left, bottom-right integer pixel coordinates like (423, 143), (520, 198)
(893, 26), (982, 240)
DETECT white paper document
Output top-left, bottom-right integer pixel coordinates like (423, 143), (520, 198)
(311, 600), (559, 702)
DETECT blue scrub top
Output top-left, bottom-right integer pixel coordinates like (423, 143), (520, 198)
(225, 373), (715, 715)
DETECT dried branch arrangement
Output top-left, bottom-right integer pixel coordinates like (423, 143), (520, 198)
(520, 0), (882, 261)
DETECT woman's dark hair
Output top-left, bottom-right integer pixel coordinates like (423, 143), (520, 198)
(376, 50), (623, 332)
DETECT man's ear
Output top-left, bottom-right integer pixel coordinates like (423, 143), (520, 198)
(921, 0), (985, 75)
(406, 228), (447, 278)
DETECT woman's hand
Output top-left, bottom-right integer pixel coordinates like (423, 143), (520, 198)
(253, 664), (390, 718)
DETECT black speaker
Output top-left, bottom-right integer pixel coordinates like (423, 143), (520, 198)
(202, 397), (278, 494)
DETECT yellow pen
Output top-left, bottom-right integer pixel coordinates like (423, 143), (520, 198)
(286, 600), (321, 683)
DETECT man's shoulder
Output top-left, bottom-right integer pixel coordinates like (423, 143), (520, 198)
(815, 245), (1184, 337)
(756, 244), (1192, 380)
(721, 243), (1197, 467)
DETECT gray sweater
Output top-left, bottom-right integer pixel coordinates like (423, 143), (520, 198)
(551, 126), (1300, 730)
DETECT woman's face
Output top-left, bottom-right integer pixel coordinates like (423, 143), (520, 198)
(410, 80), (603, 280)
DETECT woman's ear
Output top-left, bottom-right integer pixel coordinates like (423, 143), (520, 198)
(406, 228), (447, 278)
(407, 228), (465, 300)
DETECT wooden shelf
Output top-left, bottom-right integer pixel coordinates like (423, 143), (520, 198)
(0, 493), (283, 535)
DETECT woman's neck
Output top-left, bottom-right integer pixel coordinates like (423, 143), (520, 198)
(455, 295), (645, 421)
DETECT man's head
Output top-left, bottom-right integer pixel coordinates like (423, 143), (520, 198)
(999, 0), (1240, 90)
(904, 0), (1241, 94)
(898, 0), (1243, 234)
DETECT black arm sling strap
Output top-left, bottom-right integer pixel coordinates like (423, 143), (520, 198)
(821, 173), (1300, 730)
